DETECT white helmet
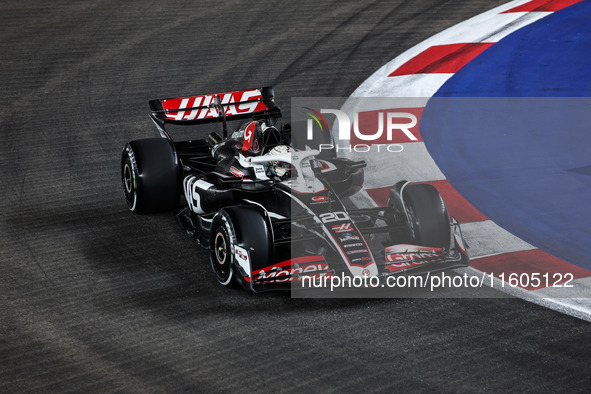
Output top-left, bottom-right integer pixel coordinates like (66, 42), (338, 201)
(267, 145), (294, 180)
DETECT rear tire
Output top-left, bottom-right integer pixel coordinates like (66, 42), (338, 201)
(121, 138), (181, 213)
(401, 184), (451, 249)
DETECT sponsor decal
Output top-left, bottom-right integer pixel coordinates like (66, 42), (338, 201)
(386, 251), (442, 264)
(254, 263), (330, 283)
(362, 269), (371, 277)
(234, 245), (250, 275)
(346, 249), (368, 255)
(242, 121), (257, 151)
(244, 128), (253, 142)
(163, 88), (266, 121)
(384, 246), (443, 273)
(339, 234), (360, 242)
(332, 223), (353, 233)
(235, 248), (248, 262)
(344, 243), (364, 248)
(312, 195), (329, 202)
(230, 166), (245, 178)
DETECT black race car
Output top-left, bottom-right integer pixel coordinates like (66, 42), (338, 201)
(121, 87), (469, 292)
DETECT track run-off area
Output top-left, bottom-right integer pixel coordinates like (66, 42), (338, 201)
(345, 0), (591, 321)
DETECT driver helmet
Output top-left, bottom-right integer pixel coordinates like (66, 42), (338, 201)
(267, 145), (295, 179)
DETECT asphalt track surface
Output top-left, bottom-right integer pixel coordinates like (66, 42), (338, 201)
(1, 1), (590, 392)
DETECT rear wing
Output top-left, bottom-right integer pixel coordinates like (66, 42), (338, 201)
(149, 86), (281, 137)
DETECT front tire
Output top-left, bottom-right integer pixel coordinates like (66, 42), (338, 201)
(210, 210), (238, 287)
(209, 206), (274, 290)
(401, 183), (451, 249)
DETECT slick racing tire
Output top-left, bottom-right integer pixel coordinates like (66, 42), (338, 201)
(401, 183), (451, 249)
(210, 210), (239, 288)
(209, 206), (273, 290)
(121, 138), (181, 213)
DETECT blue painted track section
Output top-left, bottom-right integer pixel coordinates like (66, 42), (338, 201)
(421, 0), (591, 269)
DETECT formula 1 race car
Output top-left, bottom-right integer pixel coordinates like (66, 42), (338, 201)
(121, 87), (469, 292)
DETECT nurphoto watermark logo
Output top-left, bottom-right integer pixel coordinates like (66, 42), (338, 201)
(301, 100), (420, 153)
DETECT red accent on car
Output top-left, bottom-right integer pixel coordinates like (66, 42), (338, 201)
(332, 223), (353, 233)
(161, 88), (268, 121)
(242, 121), (257, 151)
(230, 166), (245, 178)
(312, 195), (329, 202)
(252, 255), (326, 276)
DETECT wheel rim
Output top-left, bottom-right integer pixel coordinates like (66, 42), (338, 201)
(214, 231), (227, 266)
(122, 158), (137, 210)
(212, 228), (233, 283)
(123, 163), (133, 194)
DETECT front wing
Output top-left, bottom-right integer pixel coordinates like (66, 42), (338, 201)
(243, 215), (469, 292)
